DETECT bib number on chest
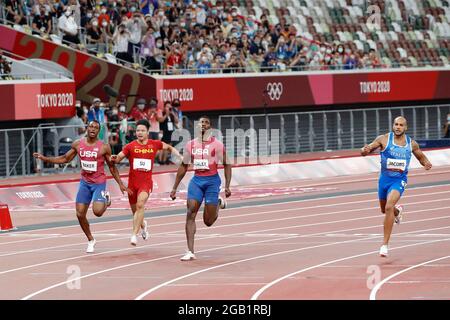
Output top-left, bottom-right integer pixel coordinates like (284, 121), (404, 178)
(193, 159), (209, 170)
(387, 158), (406, 171)
(81, 160), (97, 172)
(133, 158), (152, 171)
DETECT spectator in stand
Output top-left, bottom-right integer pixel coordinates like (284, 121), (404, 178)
(113, 23), (133, 64)
(171, 98), (183, 128)
(147, 97), (162, 140)
(159, 101), (179, 164)
(87, 97), (107, 141)
(58, 7), (80, 46)
(140, 27), (158, 71)
(108, 105), (123, 154)
(165, 42), (184, 74)
(32, 5), (52, 37)
(5, 0), (27, 26)
(126, 11), (147, 61)
(129, 98), (149, 121)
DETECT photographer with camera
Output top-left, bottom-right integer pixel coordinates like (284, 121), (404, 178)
(159, 101), (179, 164)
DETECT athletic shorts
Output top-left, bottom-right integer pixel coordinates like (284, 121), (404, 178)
(128, 180), (153, 205)
(378, 174), (407, 200)
(187, 174), (221, 206)
(76, 179), (107, 204)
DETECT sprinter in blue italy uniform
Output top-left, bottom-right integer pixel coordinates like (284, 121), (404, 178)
(361, 117), (432, 257)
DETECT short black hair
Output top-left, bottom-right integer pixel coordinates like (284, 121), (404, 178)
(136, 119), (150, 130)
(89, 120), (100, 127)
(199, 115), (210, 122)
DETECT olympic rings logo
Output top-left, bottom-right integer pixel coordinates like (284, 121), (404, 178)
(266, 82), (283, 100)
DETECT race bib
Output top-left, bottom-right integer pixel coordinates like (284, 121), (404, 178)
(81, 160), (97, 172)
(167, 121), (174, 131)
(193, 158), (209, 170)
(387, 158), (406, 171)
(133, 158), (152, 171)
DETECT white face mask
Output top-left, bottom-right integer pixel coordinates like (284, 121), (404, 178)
(138, 104), (145, 110)
(163, 21), (170, 27)
(102, 21), (107, 27)
(92, 20), (98, 27)
(101, 8), (107, 14)
(119, 106), (126, 112)
(87, 12), (93, 18)
(112, 109), (118, 115)
(156, 42), (162, 48)
(158, 11), (164, 17)
(180, 22), (186, 28)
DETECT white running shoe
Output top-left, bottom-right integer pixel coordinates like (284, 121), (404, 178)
(394, 205), (404, 225)
(104, 191), (111, 207)
(180, 250), (196, 261)
(130, 234), (137, 246)
(86, 239), (96, 253)
(218, 196), (227, 209)
(379, 245), (389, 257)
(141, 220), (149, 240)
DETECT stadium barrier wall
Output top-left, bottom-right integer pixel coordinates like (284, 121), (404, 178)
(0, 148), (448, 209)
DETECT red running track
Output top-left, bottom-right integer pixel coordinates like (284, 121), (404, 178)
(0, 167), (449, 300)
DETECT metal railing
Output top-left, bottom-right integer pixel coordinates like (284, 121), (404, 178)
(218, 104), (450, 157)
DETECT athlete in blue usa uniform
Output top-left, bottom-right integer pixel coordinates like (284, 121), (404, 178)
(361, 117), (432, 257)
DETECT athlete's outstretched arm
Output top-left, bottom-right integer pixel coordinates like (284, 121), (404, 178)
(360, 134), (385, 156)
(103, 144), (130, 194)
(33, 140), (78, 164)
(110, 151), (127, 164)
(223, 153), (232, 198)
(411, 140), (432, 170)
(170, 163), (189, 200)
(162, 142), (182, 163)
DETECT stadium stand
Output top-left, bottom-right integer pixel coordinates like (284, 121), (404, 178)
(0, 0), (448, 75)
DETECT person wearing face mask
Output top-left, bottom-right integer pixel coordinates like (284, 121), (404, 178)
(81, 9), (94, 28)
(130, 98), (149, 122)
(58, 8), (81, 45)
(85, 19), (102, 53)
(98, 5), (111, 28)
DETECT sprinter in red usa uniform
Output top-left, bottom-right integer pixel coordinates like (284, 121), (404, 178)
(34, 120), (129, 253)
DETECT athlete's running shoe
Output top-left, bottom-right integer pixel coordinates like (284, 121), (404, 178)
(130, 234), (137, 246)
(104, 191), (111, 207)
(180, 250), (196, 261)
(394, 205), (404, 225)
(141, 220), (149, 240)
(379, 245), (389, 257)
(86, 239), (96, 253)
(218, 196), (227, 209)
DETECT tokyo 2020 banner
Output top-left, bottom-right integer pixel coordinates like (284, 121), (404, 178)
(0, 80), (76, 121)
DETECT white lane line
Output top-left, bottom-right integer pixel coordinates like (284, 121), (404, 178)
(18, 215), (450, 300)
(369, 255), (450, 300)
(3, 182), (449, 237)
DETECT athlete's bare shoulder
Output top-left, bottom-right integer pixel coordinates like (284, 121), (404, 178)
(72, 139), (81, 151)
